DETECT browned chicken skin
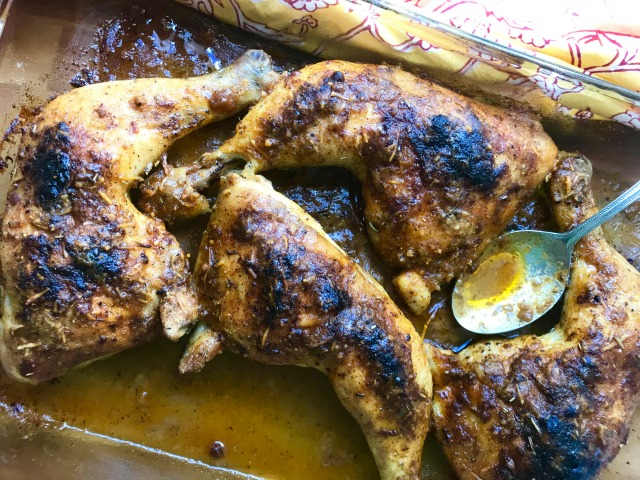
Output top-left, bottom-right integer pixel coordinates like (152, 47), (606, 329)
(184, 172), (431, 480)
(0, 51), (279, 384)
(428, 153), (640, 479)
(140, 60), (558, 314)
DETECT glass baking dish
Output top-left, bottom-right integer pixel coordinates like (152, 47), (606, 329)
(0, 1), (638, 479)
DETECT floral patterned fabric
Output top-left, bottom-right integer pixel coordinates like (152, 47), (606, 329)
(175, 0), (640, 129)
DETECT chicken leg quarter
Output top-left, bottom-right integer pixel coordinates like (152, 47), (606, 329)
(183, 172), (432, 480)
(428, 153), (640, 479)
(140, 60), (558, 314)
(0, 50), (279, 383)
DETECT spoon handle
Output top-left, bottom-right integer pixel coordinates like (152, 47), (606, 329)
(562, 178), (640, 251)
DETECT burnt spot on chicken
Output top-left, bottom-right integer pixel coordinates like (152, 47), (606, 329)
(16, 229), (130, 317)
(262, 249), (298, 327)
(129, 96), (147, 111)
(410, 113), (504, 190)
(17, 235), (90, 304)
(315, 278), (350, 313)
(509, 355), (601, 479)
(66, 242), (128, 284)
(434, 343), (610, 480)
(333, 308), (409, 389)
(376, 104), (504, 191)
(576, 288), (602, 305)
(28, 122), (74, 211)
(525, 415), (600, 480)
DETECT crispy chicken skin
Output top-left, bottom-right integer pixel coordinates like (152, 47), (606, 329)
(428, 153), (640, 479)
(185, 172), (431, 480)
(142, 60), (558, 314)
(0, 51), (279, 384)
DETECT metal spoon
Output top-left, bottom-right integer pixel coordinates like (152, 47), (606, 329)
(453, 178), (640, 335)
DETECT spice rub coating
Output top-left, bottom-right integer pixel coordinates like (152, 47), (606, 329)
(428, 153), (640, 479)
(213, 61), (559, 314)
(0, 50), (279, 384)
(187, 173), (431, 480)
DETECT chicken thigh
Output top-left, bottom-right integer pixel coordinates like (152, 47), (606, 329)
(428, 153), (640, 479)
(183, 172), (431, 480)
(140, 60), (558, 314)
(0, 50), (279, 383)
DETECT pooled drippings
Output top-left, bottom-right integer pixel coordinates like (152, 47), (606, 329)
(461, 251), (523, 304)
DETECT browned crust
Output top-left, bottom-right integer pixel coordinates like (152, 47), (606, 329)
(1, 119), (188, 382)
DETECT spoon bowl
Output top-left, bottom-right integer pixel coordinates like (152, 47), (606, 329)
(452, 177), (640, 335)
(452, 230), (571, 334)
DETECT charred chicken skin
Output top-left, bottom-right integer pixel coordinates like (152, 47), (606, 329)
(140, 60), (558, 314)
(0, 50), (279, 384)
(184, 172), (432, 480)
(428, 153), (640, 479)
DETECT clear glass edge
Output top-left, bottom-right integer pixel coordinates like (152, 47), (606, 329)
(366, 0), (640, 105)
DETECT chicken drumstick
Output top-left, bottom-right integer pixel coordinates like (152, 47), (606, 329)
(183, 172), (432, 480)
(0, 51), (278, 383)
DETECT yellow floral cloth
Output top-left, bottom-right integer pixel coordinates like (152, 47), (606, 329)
(175, 0), (640, 129)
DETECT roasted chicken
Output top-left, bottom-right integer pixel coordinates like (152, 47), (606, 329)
(428, 153), (640, 479)
(140, 60), (558, 314)
(183, 172), (432, 480)
(0, 50), (279, 383)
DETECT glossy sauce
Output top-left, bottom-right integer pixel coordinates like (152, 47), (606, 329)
(1, 340), (380, 478)
(461, 251), (522, 304)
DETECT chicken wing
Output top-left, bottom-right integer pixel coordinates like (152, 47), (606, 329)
(140, 60), (558, 314)
(428, 153), (640, 479)
(0, 51), (279, 384)
(184, 172), (431, 480)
